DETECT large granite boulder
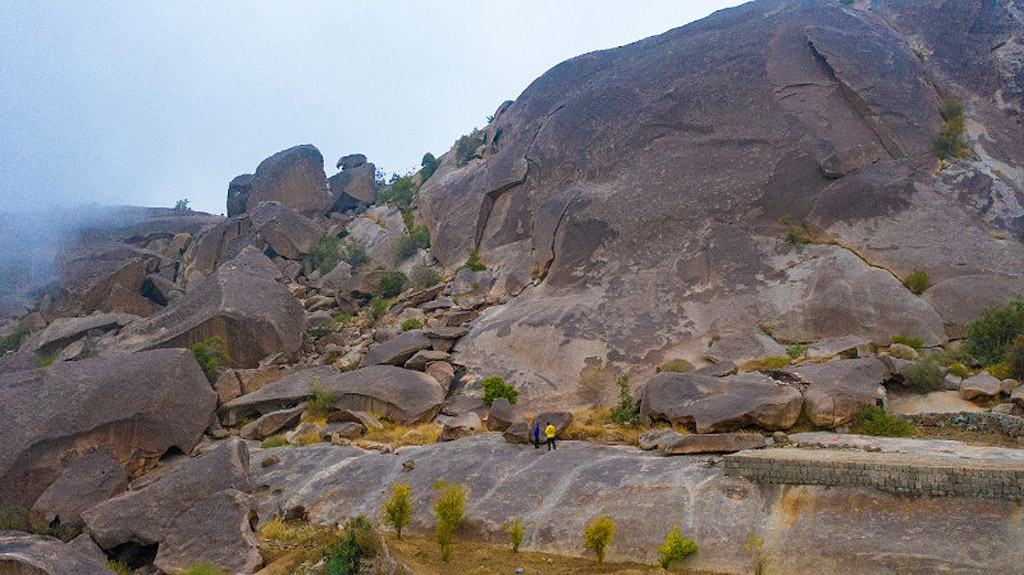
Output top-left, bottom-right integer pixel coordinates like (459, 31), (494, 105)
(659, 431), (766, 455)
(0, 349), (215, 508)
(960, 372), (1003, 401)
(345, 205), (408, 268)
(421, 0), (1024, 407)
(360, 330), (433, 367)
(227, 174), (254, 217)
(249, 201), (321, 260)
(82, 438), (260, 575)
(221, 365), (444, 426)
(785, 357), (892, 428)
(29, 312), (137, 357)
(328, 155), (377, 211)
(639, 372), (803, 433)
(0, 532), (115, 575)
(246, 144), (331, 219)
(925, 274), (1024, 339)
(109, 248), (304, 368)
(29, 452), (129, 540)
(178, 217), (255, 287)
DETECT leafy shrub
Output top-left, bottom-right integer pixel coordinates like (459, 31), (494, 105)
(307, 379), (335, 417)
(948, 361), (971, 379)
(370, 296), (391, 321)
(420, 153), (439, 182)
(173, 198), (191, 212)
(400, 317), (424, 331)
(455, 134), (484, 167)
(462, 249), (486, 272)
(0, 326), (28, 354)
(309, 326), (332, 340)
(261, 435), (288, 448)
(433, 479), (466, 562)
(410, 263), (441, 288)
(743, 533), (771, 575)
(392, 226), (431, 262)
(906, 358), (944, 393)
(179, 565), (229, 575)
(106, 560), (134, 575)
(0, 506), (30, 531)
(1005, 334), (1024, 381)
(609, 373), (641, 428)
(657, 525), (697, 569)
(333, 312), (352, 326)
(853, 405), (914, 437)
(786, 344), (807, 359)
(784, 225), (809, 246)
(903, 270), (930, 295)
(934, 97), (967, 160)
(583, 516), (615, 563)
(988, 361), (1012, 380)
(503, 518), (525, 553)
(965, 296), (1024, 366)
(741, 356), (791, 371)
(382, 482), (413, 539)
(657, 359), (693, 373)
(308, 234), (342, 273)
(36, 354), (55, 368)
(380, 176), (416, 208)
(338, 237), (369, 268)
(192, 336), (229, 383)
(891, 335), (923, 350)
(481, 376), (517, 406)
(375, 272), (407, 298)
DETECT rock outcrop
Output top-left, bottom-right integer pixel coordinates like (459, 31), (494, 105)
(0, 349), (215, 507)
(246, 144), (331, 219)
(786, 357), (891, 428)
(0, 532), (115, 575)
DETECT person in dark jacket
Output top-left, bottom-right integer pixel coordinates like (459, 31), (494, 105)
(533, 423), (541, 448)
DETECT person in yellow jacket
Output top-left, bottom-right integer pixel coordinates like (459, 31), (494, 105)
(544, 422), (557, 451)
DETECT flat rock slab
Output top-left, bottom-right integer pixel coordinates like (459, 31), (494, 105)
(0, 348), (215, 508)
(0, 532), (114, 575)
(361, 330), (432, 367)
(960, 373), (1003, 401)
(221, 365), (443, 426)
(30, 312), (137, 355)
(660, 432), (767, 455)
(30, 452), (129, 540)
(250, 434), (1024, 574)
(640, 372), (802, 432)
(888, 391), (985, 416)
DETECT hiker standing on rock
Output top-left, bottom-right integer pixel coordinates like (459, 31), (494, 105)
(545, 422), (557, 451)
(533, 423), (541, 449)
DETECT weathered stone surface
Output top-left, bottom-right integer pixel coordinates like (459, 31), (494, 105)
(502, 421), (530, 444)
(345, 206), (407, 268)
(249, 201), (321, 260)
(530, 412), (572, 436)
(960, 373), (1004, 401)
(440, 412), (482, 442)
(29, 312), (136, 356)
(424, 361), (455, 389)
(640, 372), (802, 432)
(404, 349), (449, 371)
(326, 409), (384, 430)
(109, 248), (304, 368)
(239, 407), (304, 440)
(247, 144), (331, 219)
(361, 330), (432, 367)
(250, 434), (1024, 573)
(227, 173), (254, 217)
(328, 159), (377, 211)
(638, 428), (676, 451)
(925, 274), (1024, 339)
(888, 391), (986, 416)
(786, 358), (891, 428)
(0, 532), (114, 575)
(660, 432), (766, 455)
(705, 332), (786, 365)
(29, 452), (129, 540)
(221, 365), (443, 426)
(82, 438), (260, 575)
(323, 421), (364, 440)
(0, 349), (215, 507)
(805, 336), (869, 359)
(486, 397), (520, 431)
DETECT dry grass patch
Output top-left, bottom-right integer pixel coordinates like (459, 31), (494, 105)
(740, 356), (791, 371)
(257, 519), (341, 566)
(363, 421), (442, 446)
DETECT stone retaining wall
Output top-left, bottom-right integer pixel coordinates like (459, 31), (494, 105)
(906, 411), (1024, 437)
(724, 449), (1024, 500)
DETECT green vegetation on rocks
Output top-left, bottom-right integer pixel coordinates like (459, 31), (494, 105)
(609, 373), (641, 428)
(657, 525), (697, 569)
(934, 97), (968, 160)
(503, 518), (525, 553)
(433, 479), (466, 562)
(656, 359), (693, 373)
(853, 405), (914, 437)
(308, 233), (342, 273)
(481, 376), (517, 406)
(903, 269), (930, 295)
(0, 326), (28, 354)
(401, 317), (424, 331)
(339, 237), (369, 268)
(461, 249), (486, 272)
(307, 378), (335, 418)
(906, 357), (944, 393)
(583, 516), (615, 563)
(191, 336), (229, 383)
(420, 153), (439, 182)
(382, 482), (413, 539)
(375, 272), (408, 299)
(965, 296), (1024, 366)
(892, 335), (923, 350)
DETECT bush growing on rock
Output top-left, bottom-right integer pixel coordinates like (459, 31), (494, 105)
(323, 516), (379, 575)
(481, 376), (517, 406)
(934, 96), (967, 160)
(308, 233), (342, 273)
(853, 405), (914, 437)
(948, 361), (971, 379)
(261, 435), (288, 448)
(583, 516), (615, 563)
(401, 317), (424, 331)
(370, 296), (391, 321)
(420, 152), (439, 182)
(503, 518), (525, 553)
(891, 335), (923, 349)
(392, 226), (431, 262)
(380, 175), (416, 208)
(173, 198), (191, 212)
(433, 479), (466, 562)
(462, 249), (486, 272)
(410, 263), (441, 288)
(743, 533), (771, 575)
(307, 378), (335, 418)
(1005, 335), (1024, 380)
(339, 237), (369, 268)
(657, 359), (693, 373)
(191, 336), (229, 383)
(0, 326), (28, 354)
(988, 361), (1012, 380)
(106, 560), (133, 575)
(965, 296), (1024, 366)
(382, 482), (413, 539)
(455, 134), (484, 167)
(906, 357), (944, 393)
(657, 525), (697, 569)
(903, 269), (930, 295)
(609, 373), (641, 428)
(786, 344), (807, 359)
(741, 356), (791, 371)
(375, 272), (408, 299)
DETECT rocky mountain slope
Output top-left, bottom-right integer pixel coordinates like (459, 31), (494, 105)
(3, 1), (1024, 574)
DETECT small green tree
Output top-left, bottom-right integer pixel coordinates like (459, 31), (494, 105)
(743, 533), (771, 575)
(375, 272), (408, 298)
(308, 234), (342, 273)
(433, 479), (466, 562)
(903, 269), (930, 295)
(307, 379), (335, 418)
(462, 249), (486, 272)
(420, 153), (439, 182)
(965, 296), (1024, 366)
(503, 518), (525, 553)
(657, 525), (697, 569)
(191, 336), (229, 383)
(610, 373), (641, 428)
(380, 175), (416, 208)
(382, 482), (413, 539)
(481, 376), (517, 406)
(338, 237), (369, 268)
(173, 198), (191, 212)
(370, 296), (391, 321)
(583, 516), (615, 563)
(906, 357), (943, 393)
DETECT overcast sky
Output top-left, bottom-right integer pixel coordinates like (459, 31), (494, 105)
(0, 1), (746, 215)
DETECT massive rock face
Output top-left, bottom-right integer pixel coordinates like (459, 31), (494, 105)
(418, 0), (1024, 407)
(0, 349), (215, 507)
(246, 144), (331, 219)
(0, 532), (115, 575)
(109, 247), (304, 368)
